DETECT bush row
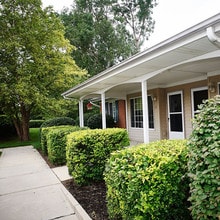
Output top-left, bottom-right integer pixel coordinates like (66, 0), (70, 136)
(47, 126), (88, 165)
(66, 128), (130, 185)
(41, 117), (75, 128)
(41, 125), (87, 164)
(29, 120), (44, 128)
(104, 140), (190, 220)
(40, 117), (75, 155)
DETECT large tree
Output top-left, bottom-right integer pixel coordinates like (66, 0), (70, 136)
(60, 0), (137, 76)
(112, 0), (157, 49)
(60, 0), (157, 76)
(0, 0), (86, 141)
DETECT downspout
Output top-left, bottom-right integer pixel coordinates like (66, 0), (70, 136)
(89, 101), (100, 108)
(206, 27), (220, 48)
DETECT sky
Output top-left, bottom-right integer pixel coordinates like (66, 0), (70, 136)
(42, 0), (220, 48)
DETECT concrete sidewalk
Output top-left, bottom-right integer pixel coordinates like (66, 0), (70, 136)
(0, 146), (91, 220)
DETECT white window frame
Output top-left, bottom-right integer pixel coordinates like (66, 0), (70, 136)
(130, 95), (154, 129)
(167, 91), (185, 139)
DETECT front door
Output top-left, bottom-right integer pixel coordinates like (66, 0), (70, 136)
(168, 91), (184, 139)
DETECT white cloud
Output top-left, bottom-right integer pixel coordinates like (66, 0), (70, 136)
(146, 0), (220, 47)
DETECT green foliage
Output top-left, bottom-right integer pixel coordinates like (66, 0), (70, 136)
(47, 126), (88, 166)
(104, 140), (190, 220)
(87, 114), (115, 129)
(40, 122), (73, 155)
(59, 1), (137, 76)
(0, 0), (87, 141)
(29, 120), (44, 128)
(40, 117), (75, 154)
(0, 115), (16, 138)
(66, 128), (130, 185)
(40, 117), (75, 128)
(188, 96), (220, 219)
(112, 0), (157, 49)
(41, 126), (58, 155)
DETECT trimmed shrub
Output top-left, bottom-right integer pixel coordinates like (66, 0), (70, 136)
(87, 114), (115, 129)
(104, 140), (190, 220)
(47, 126), (88, 166)
(40, 117), (75, 129)
(0, 115), (16, 138)
(40, 117), (75, 155)
(41, 126), (60, 155)
(29, 120), (44, 128)
(66, 128), (130, 185)
(188, 96), (220, 219)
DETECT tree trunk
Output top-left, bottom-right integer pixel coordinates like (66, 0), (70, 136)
(12, 104), (30, 141)
(21, 104), (30, 141)
(13, 117), (23, 141)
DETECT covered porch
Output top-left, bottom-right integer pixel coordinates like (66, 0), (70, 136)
(62, 14), (220, 143)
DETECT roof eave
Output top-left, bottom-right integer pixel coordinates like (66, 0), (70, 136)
(62, 13), (220, 99)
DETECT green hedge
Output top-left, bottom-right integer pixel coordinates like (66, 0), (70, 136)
(40, 117), (75, 129)
(66, 128), (130, 185)
(87, 114), (115, 129)
(41, 126), (69, 155)
(104, 139), (190, 220)
(29, 120), (44, 128)
(47, 126), (88, 166)
(188, 96), (220, 219)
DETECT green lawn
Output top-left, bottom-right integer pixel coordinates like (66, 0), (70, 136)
(0, 128), (41, 149)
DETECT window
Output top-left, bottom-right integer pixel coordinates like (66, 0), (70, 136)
(218, 82), (220, 94)
(106, 101), (118, 122)
(191, 87), (208, 117)
(130, 96), (154, 128)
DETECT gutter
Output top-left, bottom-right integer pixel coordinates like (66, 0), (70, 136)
(207, 26), (220, 48)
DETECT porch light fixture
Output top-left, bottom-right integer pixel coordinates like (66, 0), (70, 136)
(208, 82), (216, 93)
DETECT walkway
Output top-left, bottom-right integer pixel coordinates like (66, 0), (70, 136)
(0, 146), (91, 220)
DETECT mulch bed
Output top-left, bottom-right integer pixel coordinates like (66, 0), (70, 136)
(62, 179), (109, 220)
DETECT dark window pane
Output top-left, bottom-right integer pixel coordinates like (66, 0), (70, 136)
(148, 96), (154, 128)
(130, 99), (135, 127)
(170, 114), (183, 132)
(193, 89), (208, 112)
(169, 94), (181, 112)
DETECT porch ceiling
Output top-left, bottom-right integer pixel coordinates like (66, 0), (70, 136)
(62, 14), (220, 100)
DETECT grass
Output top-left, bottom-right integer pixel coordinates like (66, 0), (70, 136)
(0, 128), (41, 149)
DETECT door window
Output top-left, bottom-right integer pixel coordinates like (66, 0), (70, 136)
(169, 93), (183, 132)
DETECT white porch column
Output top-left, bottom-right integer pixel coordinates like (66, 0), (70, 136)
(79, 99), (84, 127)
(101, 92), (106, 129)
(141, 80), (149, 143)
